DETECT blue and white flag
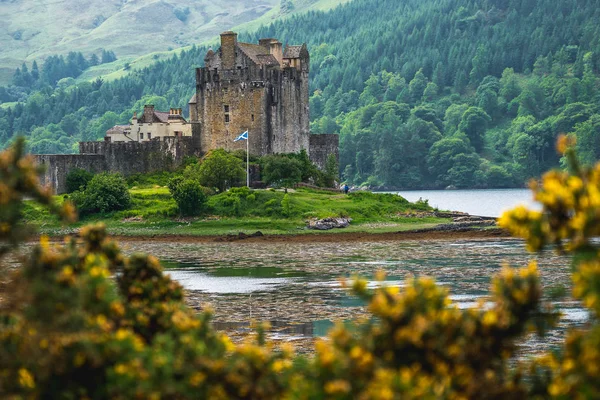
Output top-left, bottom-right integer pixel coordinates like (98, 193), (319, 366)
(234, 131), (248, 142)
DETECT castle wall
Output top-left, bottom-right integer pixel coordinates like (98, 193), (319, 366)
(196, 66), (310, 157)
(35, 137), (197, 194)
(35, 154), (106, 194)
(196, 68), (267, 155)
(270, 67), (310, 154)
(309, 134), (339, 171)
(80, 136), (196, 175)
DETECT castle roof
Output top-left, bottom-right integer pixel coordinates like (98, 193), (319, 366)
(256, 54), (280, 66)
(237, 42), (270, 64)
(202, 32), (307, 71)
(107, 125), (130, 134)
(188, 94), (197, 104)
(283, 45), (303, 59)
(139, 107), (186, 124)
(152, 111), (170, 123)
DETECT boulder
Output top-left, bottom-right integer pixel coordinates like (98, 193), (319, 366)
(307, 217), (352, 230)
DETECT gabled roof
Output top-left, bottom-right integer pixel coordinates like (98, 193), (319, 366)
(283, 45), (303, 59)
(237, 42), (269, 64)
(107, 125), (130, 134)
(154, 112), (169, 123)
(138, 111), (174, 123)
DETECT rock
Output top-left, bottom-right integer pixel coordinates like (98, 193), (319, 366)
(215, 231), (264, 242)
(453, 216), (483, 223)
(307, 217), (352, 230)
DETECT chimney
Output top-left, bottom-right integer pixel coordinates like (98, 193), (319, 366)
(220, 31), (238, 70)
(143, 105), (154, 122)
(133, 111), (137, 120)
(269, 40), (283, 65)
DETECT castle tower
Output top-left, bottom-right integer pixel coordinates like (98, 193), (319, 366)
(189, 31), (310, 157)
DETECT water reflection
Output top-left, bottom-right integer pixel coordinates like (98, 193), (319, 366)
(167, 270), (291, 293)
(120, 238), (583, 356)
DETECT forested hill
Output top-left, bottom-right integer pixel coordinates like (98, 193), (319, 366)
(1, 0), (600, 189)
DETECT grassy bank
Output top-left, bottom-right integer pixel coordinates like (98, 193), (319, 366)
(24, 187), (449, 237)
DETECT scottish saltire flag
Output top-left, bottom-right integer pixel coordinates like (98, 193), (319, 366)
(234, 131), (248, 142)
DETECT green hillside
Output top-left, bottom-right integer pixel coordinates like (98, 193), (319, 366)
(1, 0), (599, 189)
(0, 0), (350, 85)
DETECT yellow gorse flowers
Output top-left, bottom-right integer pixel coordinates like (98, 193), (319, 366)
(0, 136), (599, 398)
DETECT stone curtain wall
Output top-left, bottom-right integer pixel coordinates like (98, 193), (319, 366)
(80, 136), (196, 175)
(309, 134), (339, 170)
(35, 137), (197, 194)
(35, 154), (106, 194)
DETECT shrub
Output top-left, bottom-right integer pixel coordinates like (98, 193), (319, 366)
(72, 173), (131, 216)
(65, 168), (93, 193)
(262, 155), (303, 191)
(167, 177), (207, 217)
(194, 149), (245, 192)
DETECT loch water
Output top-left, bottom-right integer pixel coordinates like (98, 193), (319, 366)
(392, 188), (537, 217)
(123, 235), (585, 357)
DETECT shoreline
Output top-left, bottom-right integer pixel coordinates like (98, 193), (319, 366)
(110, 226), (511, 244)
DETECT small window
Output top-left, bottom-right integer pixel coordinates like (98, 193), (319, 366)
(251, 114), (255, 122)
(140, 132), (144, 140)
(148, 133), (151, 140)
(225, 114), (230, 123)
(224, 105), (230, 113)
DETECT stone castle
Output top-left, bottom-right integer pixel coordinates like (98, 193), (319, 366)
(189, 31), (310, 156)
(36, 32), (338, 193)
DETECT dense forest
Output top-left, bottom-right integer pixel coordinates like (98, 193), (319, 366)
(1, 0), (599, 188)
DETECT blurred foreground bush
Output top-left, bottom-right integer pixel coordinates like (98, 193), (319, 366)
(0, 136), (598, 398)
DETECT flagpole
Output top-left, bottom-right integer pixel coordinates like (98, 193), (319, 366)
(246, 130), (250, 188)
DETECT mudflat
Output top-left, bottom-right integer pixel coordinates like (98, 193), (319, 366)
(112, 226), (509, 244)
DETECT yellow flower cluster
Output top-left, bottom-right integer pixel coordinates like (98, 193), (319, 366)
(500, 136), (600, 252)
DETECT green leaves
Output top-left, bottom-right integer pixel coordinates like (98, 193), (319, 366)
(71, 173), (131, 217)
(167, 177), (207, 217)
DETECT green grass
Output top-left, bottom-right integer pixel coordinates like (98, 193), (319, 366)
(24, 186), (449, 237)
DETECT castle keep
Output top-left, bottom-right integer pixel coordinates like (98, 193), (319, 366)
(36, 32), (338, 193)
(189, 31), (311, 156)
